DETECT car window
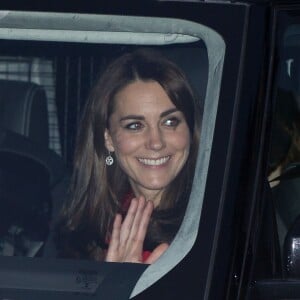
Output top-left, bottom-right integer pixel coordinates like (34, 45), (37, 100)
(0, 57), (61, 154)
(0, 10), (225, 297)
(249, 7), (300, 299)
(270, 21), (300, 274)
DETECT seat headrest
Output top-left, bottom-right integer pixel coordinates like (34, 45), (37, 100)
(0, 80), (49, 148)
(0, 129), (64, 187)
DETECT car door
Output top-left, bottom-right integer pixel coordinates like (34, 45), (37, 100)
(0, 1), (286, 299)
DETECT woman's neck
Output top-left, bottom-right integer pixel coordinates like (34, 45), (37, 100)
(131, 187), (163, 208)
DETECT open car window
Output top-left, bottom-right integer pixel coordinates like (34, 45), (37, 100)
(0, 10), (225, 298)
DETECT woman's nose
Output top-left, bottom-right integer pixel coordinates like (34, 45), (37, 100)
(146, 127), (166, 150)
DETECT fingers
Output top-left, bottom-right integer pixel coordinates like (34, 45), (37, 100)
(119, 198), (139, 244)
(105, 213), (122, 262)
(122, 196), (152, 257)
(145, 243), (169, 264)
(135, 200), (153, 244)
(105, 196), (155, 263)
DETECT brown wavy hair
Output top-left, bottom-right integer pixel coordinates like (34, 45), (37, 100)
(55, 48), (202, 260)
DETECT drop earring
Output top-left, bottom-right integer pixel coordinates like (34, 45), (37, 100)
(105, 152), (114, 166)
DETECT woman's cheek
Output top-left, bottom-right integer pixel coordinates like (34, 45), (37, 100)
(113, 132), (142, 154)
(168, 131), (191, 150)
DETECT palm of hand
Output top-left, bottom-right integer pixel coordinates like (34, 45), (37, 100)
(105, 196), (168, 264)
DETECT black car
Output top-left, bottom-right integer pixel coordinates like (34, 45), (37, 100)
(0, 1), (300, 299)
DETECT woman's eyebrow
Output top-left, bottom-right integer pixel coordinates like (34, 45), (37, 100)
(160, 108), (179, 118)
(120, 115), (145, 122)
(119, 108), (179, 122)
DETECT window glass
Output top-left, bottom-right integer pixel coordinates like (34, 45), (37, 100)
(0, 56), (61, 154)
(0, 11), (225, 297)
(250, 9), (300, 299)
(269, 21), (300, 277)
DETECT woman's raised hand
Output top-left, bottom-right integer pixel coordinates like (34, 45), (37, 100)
(105, 196), (169, 264)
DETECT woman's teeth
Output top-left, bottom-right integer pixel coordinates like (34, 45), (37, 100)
(138, 156), (170, 166)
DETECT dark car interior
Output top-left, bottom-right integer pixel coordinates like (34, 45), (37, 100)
(249, 23), (300, 299)
(0, 7), (224, 298)
(8, 5), (300, 299)
(0, 79), (65, 257)
(0, 37), (208, 259)
(269, 32), (300, 276)
(0, 23), (213, 298)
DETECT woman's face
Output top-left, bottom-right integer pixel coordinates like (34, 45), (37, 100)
(105, 80), (190, 206)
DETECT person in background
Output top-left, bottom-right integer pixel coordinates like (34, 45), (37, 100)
(267, 88), (300, 258)
(268, 88), (300, 186)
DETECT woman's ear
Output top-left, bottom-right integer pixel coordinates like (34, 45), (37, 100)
(104, 129), (115, 152)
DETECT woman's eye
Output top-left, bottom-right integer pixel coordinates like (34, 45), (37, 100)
(125, 122), (143, 130)
(164, 117), (180, 127)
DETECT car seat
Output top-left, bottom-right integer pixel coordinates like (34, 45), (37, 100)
(0, 80), (65, 257)
(0, 79), (49, 147)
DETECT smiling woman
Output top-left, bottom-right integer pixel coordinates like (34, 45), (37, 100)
(52, 48), (202, 263)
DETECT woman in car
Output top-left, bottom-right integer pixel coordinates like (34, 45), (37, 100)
(54, 48), (202, 264)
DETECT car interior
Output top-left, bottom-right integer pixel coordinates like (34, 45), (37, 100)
(269, 24), (300, 275)
(250, 23), (300, 299)
(0, 10), (226, 299)
(0, 80), (65, 257)
(2, 5), (300, 300)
